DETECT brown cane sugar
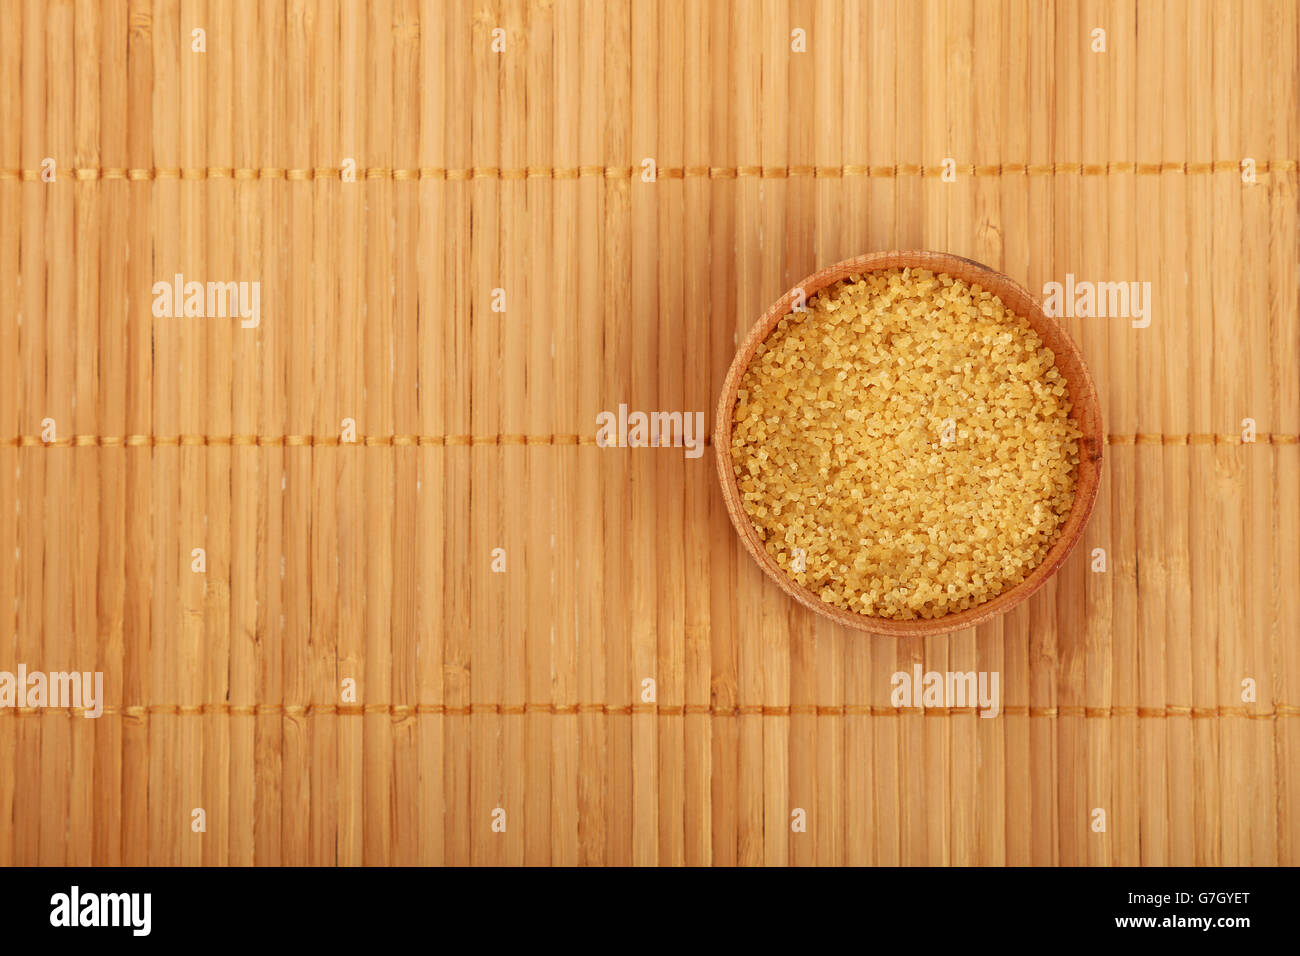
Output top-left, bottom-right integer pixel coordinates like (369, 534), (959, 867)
(729, 267), (1082, 620)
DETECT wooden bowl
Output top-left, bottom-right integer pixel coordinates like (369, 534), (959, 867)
(714, 250), (1104, 637)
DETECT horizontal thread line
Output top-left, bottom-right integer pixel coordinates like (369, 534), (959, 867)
(4, 434), (602, 448)
(3, 433), (1298, 448)
(0, 159), (1295, 182)
(3, 702), (1296, 719)
(1111, 433), (1300, 446)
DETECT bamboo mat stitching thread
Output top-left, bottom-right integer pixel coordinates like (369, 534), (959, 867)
(5, 433), (1300, 447)
(1, 159), (1297, 181)
(4, 703), (1297, 719)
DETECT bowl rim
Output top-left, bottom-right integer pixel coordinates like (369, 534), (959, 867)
(713, 250), (1105, 637)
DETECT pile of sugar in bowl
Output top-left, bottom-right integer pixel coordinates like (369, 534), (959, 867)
(729, 267), (1081, 620)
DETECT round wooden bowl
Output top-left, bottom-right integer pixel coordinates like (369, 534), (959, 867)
(714, 250), (1104, 637)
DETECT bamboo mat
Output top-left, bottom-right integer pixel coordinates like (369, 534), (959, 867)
(0, 0), (1297, 867)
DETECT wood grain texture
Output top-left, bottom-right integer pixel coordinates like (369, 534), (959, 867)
(0, 0), (1297, 866)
